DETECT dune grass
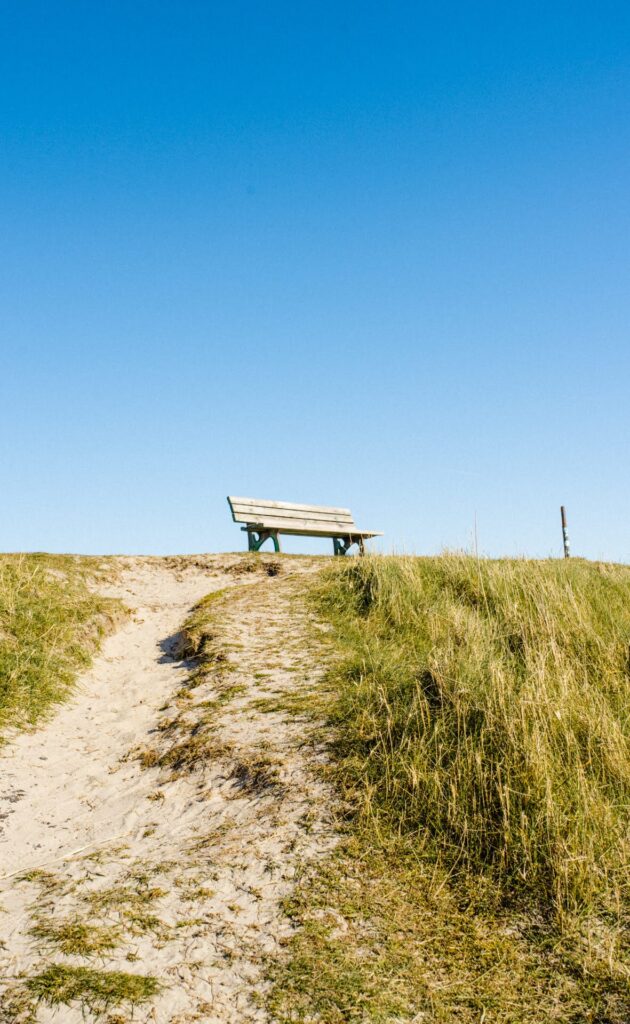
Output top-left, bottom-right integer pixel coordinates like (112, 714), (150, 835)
(319, 554), (630, 918)
(269, 554), (630, 1022)
(0, 553), (124, 737)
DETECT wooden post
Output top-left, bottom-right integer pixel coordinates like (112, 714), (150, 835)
(560, 506), (570, 558)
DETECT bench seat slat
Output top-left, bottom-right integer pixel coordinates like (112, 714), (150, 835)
(241, 522), (381, 539)
(241, 516), (356, 532)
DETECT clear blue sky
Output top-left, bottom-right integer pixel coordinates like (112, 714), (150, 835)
(2, 2), (629, 560)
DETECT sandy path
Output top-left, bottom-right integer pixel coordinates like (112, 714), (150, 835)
(0, 559), (229, 877)
(0, 555), (334, 1023)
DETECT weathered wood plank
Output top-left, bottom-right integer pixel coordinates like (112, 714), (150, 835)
(230, 505), (355, 526)
(228, 496), (352, 517)
(239, 516), (357, 532)
(241, 524), (382, 539)
(230, 501), (354, 520)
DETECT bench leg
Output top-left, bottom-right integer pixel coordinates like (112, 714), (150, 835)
(248, 530), (281, 553)
(333, 536), (367, 556)
(333, 537), (352, 556)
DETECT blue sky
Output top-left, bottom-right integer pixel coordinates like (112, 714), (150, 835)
(1, 2), (629, 559)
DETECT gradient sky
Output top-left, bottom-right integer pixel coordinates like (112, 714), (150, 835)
(2, 2), (629, 559)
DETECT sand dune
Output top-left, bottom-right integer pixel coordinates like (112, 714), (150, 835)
(0, 555), (334, 1023)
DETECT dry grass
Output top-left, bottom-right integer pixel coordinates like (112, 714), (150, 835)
(270, 830), (630, 1024)
(268, 554), (630, 1023)
(226, 555), (283, 577)
(318, 554), (630, 919)
(29, 917), (122, 957)
(0, 553), (125, 737)
(174, 588), (230, 663)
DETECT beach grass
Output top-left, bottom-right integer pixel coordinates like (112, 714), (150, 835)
(269, 553), (630, 1022)
(0, 553), (124, 737)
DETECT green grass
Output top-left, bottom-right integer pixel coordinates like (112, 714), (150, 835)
(0, 553), (124, 736)
(29, 916), (122, 957)
(270, 831), (630, 1024)
(269, 554), (630, 1023)
(26, 964), (161, 1015)
(318, 554), (630, 917)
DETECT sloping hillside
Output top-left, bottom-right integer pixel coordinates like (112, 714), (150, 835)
(0, 554), (334, 1024)
(270, 555), (630, 1023)
(1, 552), (628, 1023)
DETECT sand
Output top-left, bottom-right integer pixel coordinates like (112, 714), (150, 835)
(0, 555), (335, 1023)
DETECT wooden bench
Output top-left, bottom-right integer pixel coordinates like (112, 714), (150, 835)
(227, 496), (382, 556)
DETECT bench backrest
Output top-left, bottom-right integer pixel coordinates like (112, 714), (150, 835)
(227, 496), (357, 534)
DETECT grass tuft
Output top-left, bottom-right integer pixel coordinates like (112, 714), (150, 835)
(176, 589), (229, 663)
(26, 964), (161, 1014)
(29, 916), (122, 957)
